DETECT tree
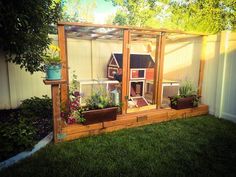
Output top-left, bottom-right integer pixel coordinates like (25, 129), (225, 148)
(0, 0), (61, 73)
(61, 0), (81, 22)
(78, 0), (97, 23)
(112, 10), (129, 25)
(108, 0), (236, 34)
(61, 0), (97, 23)
(108, 0), (166, 27)
(167, 0), (236, 34)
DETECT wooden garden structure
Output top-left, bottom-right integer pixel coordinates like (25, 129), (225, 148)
(44, 22), (208, 143)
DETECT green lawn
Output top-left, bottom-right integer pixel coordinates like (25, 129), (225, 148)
(1, 115), (236, 177)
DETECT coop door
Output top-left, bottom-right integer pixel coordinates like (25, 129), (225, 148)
(129, 81), (144, 98)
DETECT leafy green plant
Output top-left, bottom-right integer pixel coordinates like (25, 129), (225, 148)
(170, 80), (200, 106)
(69, 71), (79, 96)
(192, 95), (200, 107)
(19, 95), (53, 139)
(179, 80), (197, 97)
(85, 89), (115, 110)
(0, 118), (36, 161)
(42, 45), (61, 65)
(19, 95), (52, 122)
(169, 95), (181, 106)
(63, 74), (119, 124)
(0, 95), (53, 161)
(71, 107), (86, 123)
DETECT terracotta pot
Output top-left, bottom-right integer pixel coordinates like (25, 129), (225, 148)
(82, 107), (118, 125)
(169, 96), (198, 110)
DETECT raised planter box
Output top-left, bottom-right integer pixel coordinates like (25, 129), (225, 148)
(170, 96), (198, 110)
(82, 107), (118, 125)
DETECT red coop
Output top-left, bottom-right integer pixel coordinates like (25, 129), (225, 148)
(107, 53), (155, 107)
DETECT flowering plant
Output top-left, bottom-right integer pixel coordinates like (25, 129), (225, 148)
(61, 73), (119, 124)
(43, 44), (61, 65)
(61, 71), (86, 124)
(66, 91), (86, 124)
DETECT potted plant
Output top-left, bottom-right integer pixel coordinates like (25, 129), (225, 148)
(82, 89), (118, 125)
(43, 44), (61, 80)
(169, 80), (200, 109)
(61, 73), (119, 125)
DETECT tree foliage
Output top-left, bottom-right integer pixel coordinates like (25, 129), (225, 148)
(109, 0), (165, 27)
(61, 0), (81, 22)
(61, 0), (97, 23)
(109, 0), (236, 34)
(0, 0), (62, 73)
(167, 0), (236, 34)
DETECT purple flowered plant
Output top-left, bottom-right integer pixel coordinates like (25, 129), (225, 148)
(72, 91), (80, 97)
(61, 90), (86, 124)
(67, 116), (76, 124)
(61, 72), (86, 124)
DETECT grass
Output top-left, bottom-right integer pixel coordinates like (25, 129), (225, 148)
(1, 115), (236, 177)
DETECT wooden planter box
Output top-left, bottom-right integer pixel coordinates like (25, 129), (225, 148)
(82, 107), (118, 125)
(170, 96), (197, 110)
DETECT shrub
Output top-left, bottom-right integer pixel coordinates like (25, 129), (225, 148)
(19, 95), (52, 122)
(0, 95), (52, 161)
(19, 95), (53, 139)
(0, 119), (36, 161)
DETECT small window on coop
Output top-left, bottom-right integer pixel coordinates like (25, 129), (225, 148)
(131, 69), (146, 79)
(108, 67), (118, 79)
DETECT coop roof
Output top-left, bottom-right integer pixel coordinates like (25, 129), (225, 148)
(113, 53), (155, 68)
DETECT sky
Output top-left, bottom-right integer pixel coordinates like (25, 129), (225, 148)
(80, 0), (117, 23)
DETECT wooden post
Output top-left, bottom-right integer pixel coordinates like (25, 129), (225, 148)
(58, 24), (69, 110)
(153, 35), (160, 104)
(198, 36), (207, 97)
(121, 30), (131, 114)
(44, 80), (66, 143)
(156, 33), (166, 109)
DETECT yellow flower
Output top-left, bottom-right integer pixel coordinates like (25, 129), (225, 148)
(49, 44), (60, 52)
(56, 46), (60, 52)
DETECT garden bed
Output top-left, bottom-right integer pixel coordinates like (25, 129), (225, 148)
(0, 96), (52, 162)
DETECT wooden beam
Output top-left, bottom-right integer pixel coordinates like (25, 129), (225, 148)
(198, 36), (207, 97)
(130, 30), (161, 36)
(156, 33), (166, 109)
(153, 35), (160, 104)
(52, 85), (59, 143)
(58, 25), (69, 111)
(121, 30), (131, 114)
(58, 22), (208, 36)
(43, 80), (66, 143)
